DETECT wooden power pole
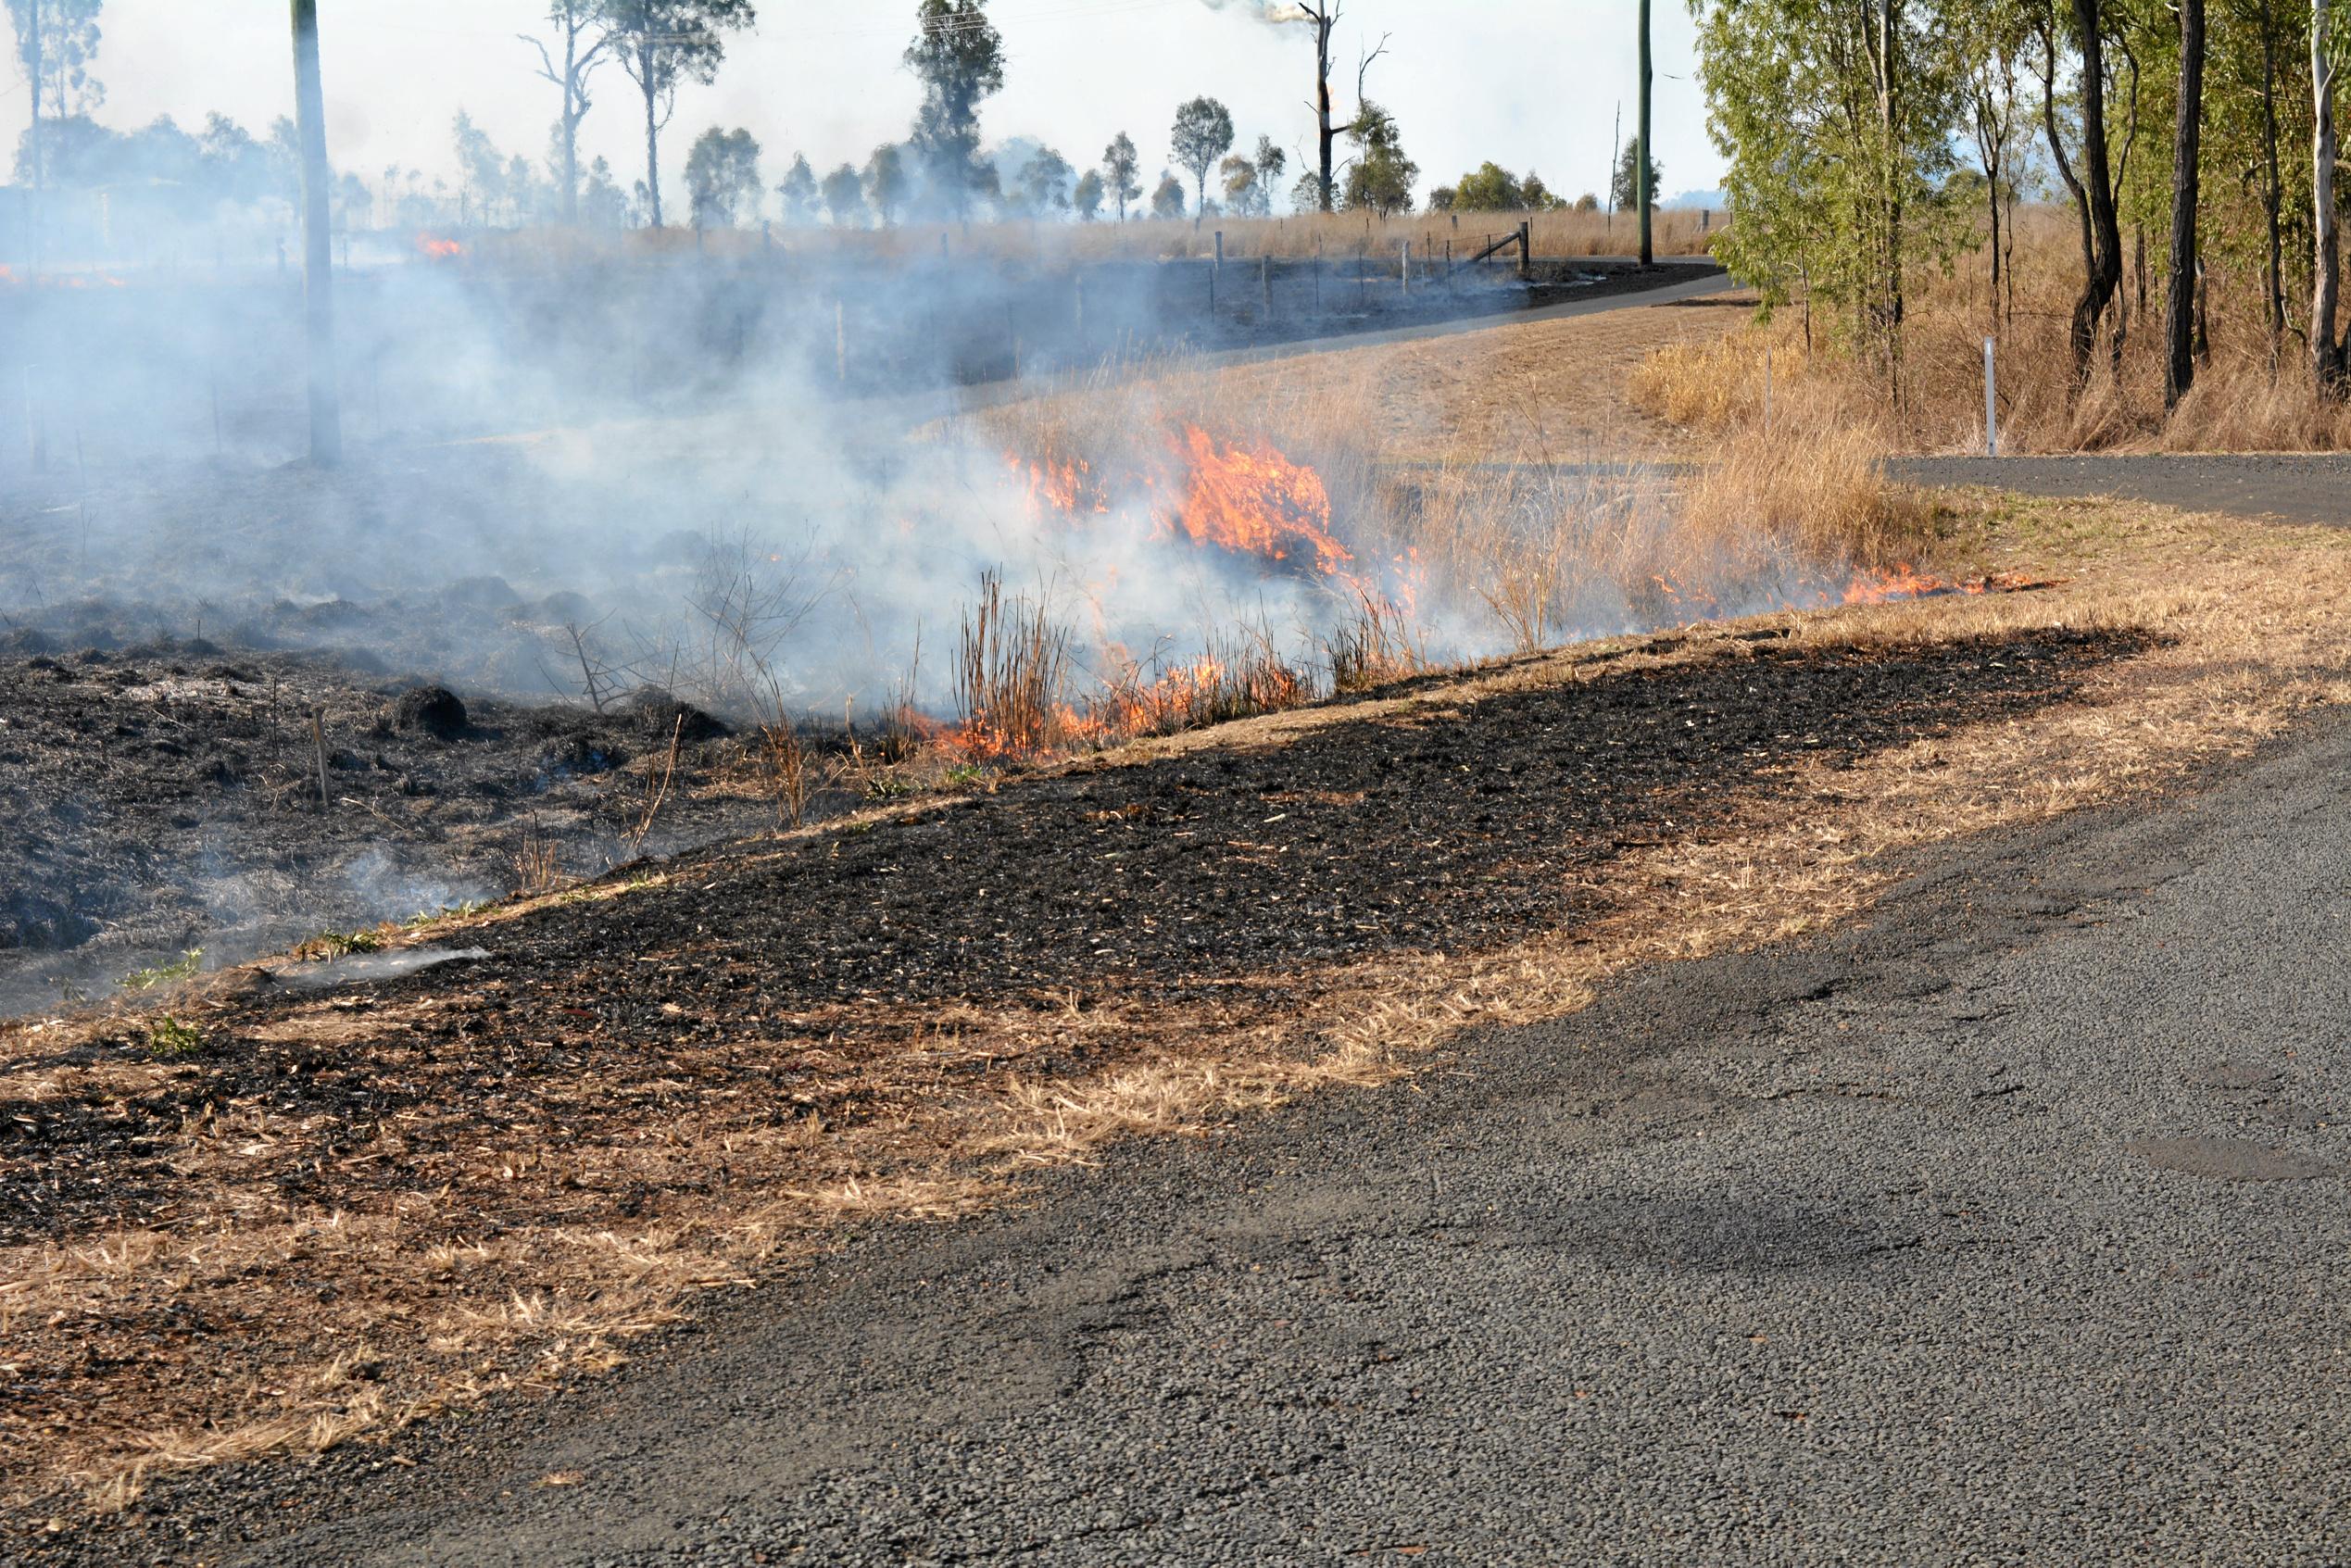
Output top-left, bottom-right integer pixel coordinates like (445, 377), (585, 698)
(290, 0), (342, 465)
(1638, 0), (1653, 265)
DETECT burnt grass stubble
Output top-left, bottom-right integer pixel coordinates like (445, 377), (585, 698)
(0, 621), (2156, 1537)
(0, 646), (786, 1015)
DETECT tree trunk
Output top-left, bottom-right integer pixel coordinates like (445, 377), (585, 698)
(559, 26), (582, 226)
(2043, 35), (2095, 287)
(1314, 11), (1337, 213)
(1987, 172), (2003, 334)
(2165, 0), (2206, 410)
(2261, 0), (2287, 358)
(561, 108), (581, 225)
(24, 0), (40, 191)
(1638, 0), (1654, 265)
(2317, 0), (2343, 393)
(2069, 0), (2126, 389)
(289, 0), (341, 466)
(641, 50), (663, 229)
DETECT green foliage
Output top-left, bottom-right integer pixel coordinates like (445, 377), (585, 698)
(295, 928), (384, 960)
(1452, 161), (1525, 211)
(1610, 139), (1663, 214)
(821, 161), (866, 226)
(863, 143), (909, 225)
(144, 1015), (204, 1058)
(1170, 96), (1236, 211)
(1341, 100), (1417, 217)
(1073, 167), (1105, 220)
(121, 948), (202, 993)
(1017, 144), (1074, 214)
(1150, 169), (1187, 220)
(684, 125), (763, 228)
(1220, 153), (1265, 215)
(1693, 0), (1967, 366)
(775, 153), (818, 225)
(906, 0), (1006, 219)
(604, 0), (757, 225)
(1102, 132), (1142, 219)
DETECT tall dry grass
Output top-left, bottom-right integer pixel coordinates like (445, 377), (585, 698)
(974, 342), (1922, 676)
(476, 206), (1718, 270)
(1632, 205), (2351, 454)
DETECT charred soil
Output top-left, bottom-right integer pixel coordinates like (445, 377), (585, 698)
(0, 645), (791, 1014)
(0, 616), (2156, 1523)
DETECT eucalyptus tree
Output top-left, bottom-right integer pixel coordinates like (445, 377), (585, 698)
(521, 0), (610, 223)
(604, 0), (757, 229)
(1691, 0), (1967, 392)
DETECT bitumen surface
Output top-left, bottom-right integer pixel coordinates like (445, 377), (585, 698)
(156, 709), (2351, 1565)
(1891, 451), (2351, 528)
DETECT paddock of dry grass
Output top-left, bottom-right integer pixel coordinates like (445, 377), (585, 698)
(476, 207), (1719, 270)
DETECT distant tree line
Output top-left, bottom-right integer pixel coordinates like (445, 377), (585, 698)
(6, 0), (1614, 245)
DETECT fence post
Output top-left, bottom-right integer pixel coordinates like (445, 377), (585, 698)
(1400, 239), (1410, 293)
(1518, 220), (1532, 280)
(1261, 253), (1271, 314)
(1983, 337), (1999, 458)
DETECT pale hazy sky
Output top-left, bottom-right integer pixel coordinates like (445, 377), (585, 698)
(2, 1), (1726, 208)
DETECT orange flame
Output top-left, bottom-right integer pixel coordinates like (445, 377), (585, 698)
(417, 232), (464, 259)
(1009, 422), (1383, 600)
(1165, 425), (1353, 578)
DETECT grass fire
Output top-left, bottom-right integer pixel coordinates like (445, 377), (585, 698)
(13, 1), (2351, 1563)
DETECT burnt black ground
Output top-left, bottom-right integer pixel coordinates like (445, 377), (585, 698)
(1890, 452), (2351, 526)
(32, 705), (2351, 1564)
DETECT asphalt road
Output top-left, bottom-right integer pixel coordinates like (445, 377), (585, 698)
(165, 707), (2351, 1565)
(1891, 452), (2351, 527)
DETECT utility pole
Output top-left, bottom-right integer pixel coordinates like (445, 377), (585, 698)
(290, 0), (342, 464)
(1637, 0), (1653, 265)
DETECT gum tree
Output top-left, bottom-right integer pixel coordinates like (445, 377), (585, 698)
(603, 0), (756, 229)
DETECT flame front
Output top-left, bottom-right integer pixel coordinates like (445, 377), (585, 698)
(1166, 425), (1352, 576)
(417, 232), (464, 259)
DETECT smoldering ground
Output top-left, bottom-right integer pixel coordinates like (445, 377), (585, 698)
(0, 236), (1829, 1011)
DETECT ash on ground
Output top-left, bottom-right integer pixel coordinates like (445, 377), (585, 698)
(0, 644), (804, 1017)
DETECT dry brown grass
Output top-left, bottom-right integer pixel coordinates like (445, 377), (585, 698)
(478, 207), (1718, 270)
(15, 485), (2351, 1522)
(969, 299), (1925, 674)
(1632, 206), (2351, 454)
(15, 288), (2351, 1524)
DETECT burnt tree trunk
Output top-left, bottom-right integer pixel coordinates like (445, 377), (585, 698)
(1310, 4), (1338, 213)
(2260, 0), (2288, 358)
(2070, 0), (2127, 390)
(2166, 0), (2206, 410)
(289, 0), (341, 465)
(2316, 0), (2344, 393)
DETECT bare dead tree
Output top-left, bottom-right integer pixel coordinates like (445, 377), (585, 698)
(521, 1), (613, 226)
(1294, 1), (1342, 212)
